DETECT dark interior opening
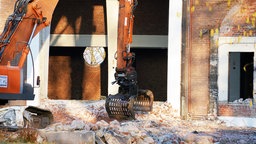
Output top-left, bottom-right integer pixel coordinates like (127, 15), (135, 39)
(132, 48), (167, 101)
(48, 47), (167, 101)
(228, 52), (253, 102)
(0, 100), (8, 105)
(240, 52), (253, 100)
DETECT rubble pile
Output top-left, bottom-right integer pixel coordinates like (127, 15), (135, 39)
(1, 100), (256, 143)
(40, 100), (107, 124)
(36, 100), (256, 144)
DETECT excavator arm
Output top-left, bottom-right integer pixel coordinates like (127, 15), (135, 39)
(0, 0), (58, 66)
(105, 0), (154, 119)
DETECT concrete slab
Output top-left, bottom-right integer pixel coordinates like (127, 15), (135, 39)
(38, 130), (95, 144)
(218, 116), (256, 127)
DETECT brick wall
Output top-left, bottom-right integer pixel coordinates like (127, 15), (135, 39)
(217, 1), (256, 117)
(220, 0), (256, 36)
(0, 0), (169, 35)
(189, 0), (256, 118)
(188, 0), (235, 117)
(50, 0), (169, 35)
(218, 102), (256, 117)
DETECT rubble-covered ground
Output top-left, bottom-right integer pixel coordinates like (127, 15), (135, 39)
(1, 100), (256, 144)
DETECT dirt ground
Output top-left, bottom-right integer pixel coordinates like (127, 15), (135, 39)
(1, 100), (256, 143)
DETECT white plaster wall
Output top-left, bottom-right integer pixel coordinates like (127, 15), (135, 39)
(167, 0), (183, 116)
(106, 0), (119, 95)
(26, 30), (40, 106)
(26, 27), (51, 106)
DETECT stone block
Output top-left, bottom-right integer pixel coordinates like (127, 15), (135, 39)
(38, 130), (95, 144)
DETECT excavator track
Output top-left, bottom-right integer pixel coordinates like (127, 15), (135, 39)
(105, 89), (154, 119)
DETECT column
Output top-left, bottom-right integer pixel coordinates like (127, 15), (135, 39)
(168, 0), (183, 115)
(106, 0), (119, 95)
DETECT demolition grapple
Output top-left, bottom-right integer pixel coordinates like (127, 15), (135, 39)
(105, 0), (154, 120)
(105, 64), (154, 119)
(106, 89), (154, 119)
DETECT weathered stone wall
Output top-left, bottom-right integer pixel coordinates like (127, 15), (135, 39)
(192, 0), (256, 117)
(218, 102), (256, 117)
(188, 0), (234, 118)
(209, 35), (219, 117)
(217, 1), (256, 117)
(220, 0), (256, 36)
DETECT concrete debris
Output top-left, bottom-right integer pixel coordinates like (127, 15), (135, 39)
(70, 119), (87, 130)
(96, 120), (109, 128)
(38, 130), (95, 144)
(0, 106), (53, 131)
(218, 116), (256, 127)
(0, 108), (18, 127)
(183, 132), (214, 144)
(34, 100), (256, 143)
(24, 106), (53, 129)
(232, 98), (253, 104)
(104, 130), (131, 144)
(2, 100), (256, 143)
(0, 106), (25, 130)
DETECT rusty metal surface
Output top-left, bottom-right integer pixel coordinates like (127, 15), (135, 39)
(105, 89), (154, 120)
(105, 93), (135, 120)
(133, 89), (153, 112)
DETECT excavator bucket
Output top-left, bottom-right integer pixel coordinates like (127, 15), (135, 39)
(133, 89), (154, 112)
(105, 89), (154, 120)
(105, 94), (135, 120)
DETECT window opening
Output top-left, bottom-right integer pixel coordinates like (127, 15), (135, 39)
(228, 52), (253, 102)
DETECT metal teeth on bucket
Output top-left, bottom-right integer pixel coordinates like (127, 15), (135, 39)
(105, 94), (135, 119)
(105, 89), (154, 119)
(133, 90), (154, 112)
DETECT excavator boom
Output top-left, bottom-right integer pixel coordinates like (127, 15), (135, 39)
(0, 0), (58, 66)
(105, 0), (154, 119)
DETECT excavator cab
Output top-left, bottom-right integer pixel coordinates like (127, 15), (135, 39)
(105, 0), (154, 119)
(0, 0), (58, 100)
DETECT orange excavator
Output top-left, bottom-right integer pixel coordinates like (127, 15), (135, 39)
(0, 0), (153, 119)
(0, 0), (58, 100)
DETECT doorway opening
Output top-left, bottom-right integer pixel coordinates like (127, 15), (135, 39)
(228, 52), (253, 102)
